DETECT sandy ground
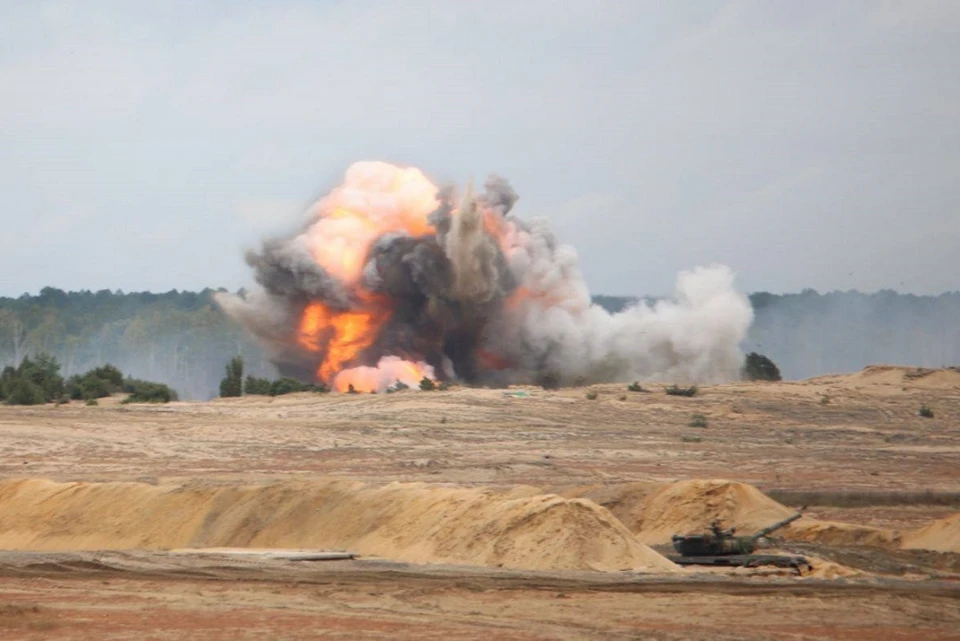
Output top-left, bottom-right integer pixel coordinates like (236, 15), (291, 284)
(0, 365), (957, 639)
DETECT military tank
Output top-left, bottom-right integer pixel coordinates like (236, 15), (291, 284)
(668, 509), (810, 570)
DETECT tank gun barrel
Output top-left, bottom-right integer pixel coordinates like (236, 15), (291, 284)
(749, 509), (805, 542)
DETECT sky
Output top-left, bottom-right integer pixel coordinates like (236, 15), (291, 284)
(1, 0), (958, 298)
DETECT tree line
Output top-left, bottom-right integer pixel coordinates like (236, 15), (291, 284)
(1, 287), (957, 399)
(1, 353), (178, 405)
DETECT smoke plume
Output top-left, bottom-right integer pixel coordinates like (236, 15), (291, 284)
(217, 161), (753, 391)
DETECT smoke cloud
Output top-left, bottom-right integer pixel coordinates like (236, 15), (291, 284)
(217, 161), (754, 391)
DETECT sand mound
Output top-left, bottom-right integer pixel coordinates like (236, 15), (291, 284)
(623, 479), (899, 549)
(801, 556), (862, 579)
(847, 365), (960, 389)
(0, 478), (676, 573)
(628, 480), (797, 545)
(788, 520), (900, 548)
(902, 512), (960, 553)
(555, 482), (662, 530)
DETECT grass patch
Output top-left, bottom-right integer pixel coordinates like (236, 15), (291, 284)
(688, 413), (708, 428)
(919, 405), (934, 418)
(765, 489), (960, 508)
(665, 384), (698, 397)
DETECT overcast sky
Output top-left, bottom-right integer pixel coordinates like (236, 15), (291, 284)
(1, 0), (957, 297)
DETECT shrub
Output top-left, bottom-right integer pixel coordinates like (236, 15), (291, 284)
(85, 398), (99, 406)
(743, 352), (782, 382)
(419, 377), (437, 391)
(122, 378), (178, 403)
(4, 354), (64, 403)
(88, 364), (123, 390)
(269, 377), (306, 396)
(688, 413), (708, 428)
(919, 406), (934, 418)
(437, 381), (452, 391)
(66, 365), (126, 401)
(682, 435), (703, 443)
(627, 382), (647, 393)
(243, 376), (272, 396)
(219, 356), (243, 398)
(585, 391), (598, 400)
(386, 380), (410, 393)
(820, 394), (831, 405)
(665, 385), (698, 397)
(4, 379), (46, 405)
(0, 365), (18, 400)
(79, 376), (111, 400)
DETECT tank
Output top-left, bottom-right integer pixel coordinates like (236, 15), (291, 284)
(668, 510), (810, 570)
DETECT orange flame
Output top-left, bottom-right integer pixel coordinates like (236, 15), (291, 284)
(333, 357), (432, 393)
(297, 299), (391, 384)
(294, 163), (444, 388)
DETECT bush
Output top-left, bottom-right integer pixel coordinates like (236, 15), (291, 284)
(0, 365), (18, 400)
(585, 391), (598, 400)
(743, 352), (782, 382)
(219, 356), (243, 398)
(919, 406), (934, 418)
(122, 378), (178, 403)
(4, 379), (46, 405)
(688, 413), (708, 428)
(1, 354), (66, 404)
(85, 398), (99, 406)
(66, 369), (122, 401)
(243, 376), (272, 395)
(419, 377), (437, 391)
(665, 385), (698, 397)
(88, 364), (123, 389)
(386, 380), (410, 393)
(627, 382), (648, 393)
(269, 377), (306, 396)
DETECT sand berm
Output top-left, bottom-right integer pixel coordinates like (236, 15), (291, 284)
(0, 478), (677, 572)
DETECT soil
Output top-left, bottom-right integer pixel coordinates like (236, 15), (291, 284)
(0, 366), (957, 639)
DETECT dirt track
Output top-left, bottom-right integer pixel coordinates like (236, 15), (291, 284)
(0, 366), (958, 639)
(0, 551), (957, 641)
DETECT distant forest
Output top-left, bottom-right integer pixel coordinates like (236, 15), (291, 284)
(1, 287), (958, 399)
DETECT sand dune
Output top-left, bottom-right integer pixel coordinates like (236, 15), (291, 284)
(568, 479), (908, 550)
(0, 478), (676, 573)
(623, 479), (797, 545)
(808, 364), (960, 389)
(902, 512), (960, 553)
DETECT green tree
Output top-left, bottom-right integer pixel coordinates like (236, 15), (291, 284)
(5, 378), (46, 405)
(219, 356), (244, 397)
(743, 352), (782, 382)
(244, 375), (272, 395)
(270, 377), (305, 396)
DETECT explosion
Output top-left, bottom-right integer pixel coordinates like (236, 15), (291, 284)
(217, 161), (753, 392)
